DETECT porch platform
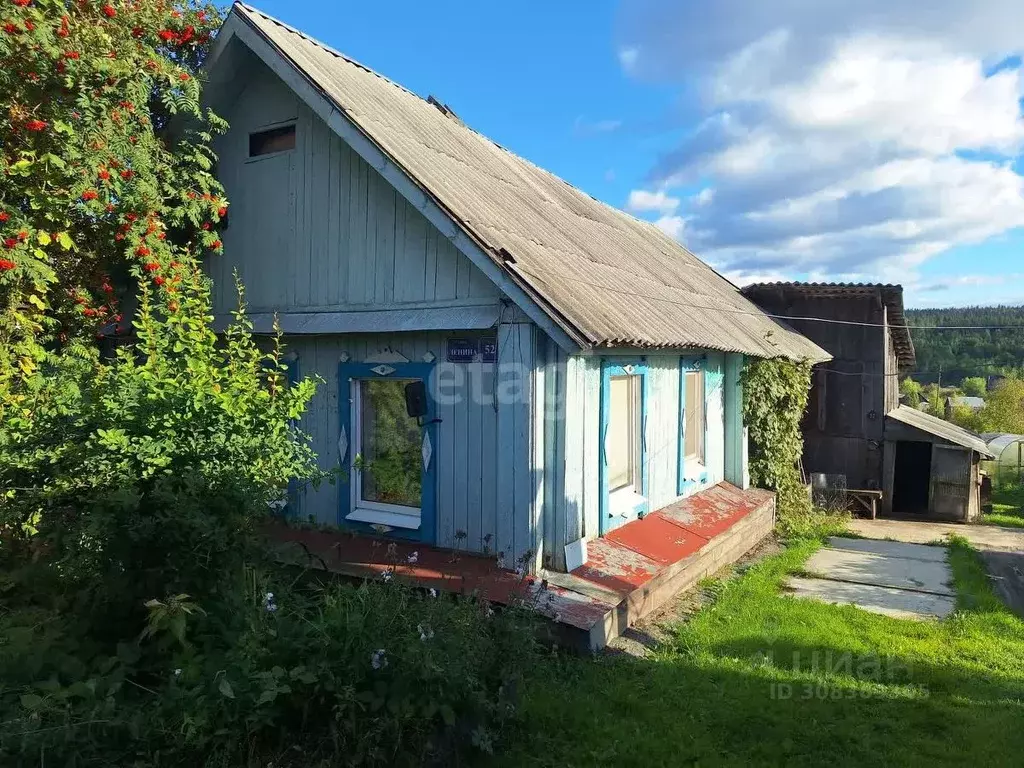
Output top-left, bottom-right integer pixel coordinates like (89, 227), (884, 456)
(271, 482), (775, 651)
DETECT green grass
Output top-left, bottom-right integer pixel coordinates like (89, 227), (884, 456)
(504, 537), (1024, 767)
(984, 484), (1024, 528)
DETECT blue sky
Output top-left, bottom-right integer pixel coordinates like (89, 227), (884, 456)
(244, 0), (1024, 309)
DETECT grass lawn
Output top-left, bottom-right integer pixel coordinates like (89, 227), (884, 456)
(504, 537), (1024, 767)
(984, 484), (1024, 528)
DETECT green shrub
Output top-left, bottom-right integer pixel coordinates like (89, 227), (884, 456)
(0, 562), (538, 767)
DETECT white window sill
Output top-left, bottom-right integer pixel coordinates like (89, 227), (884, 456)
(610, 486), (646, 518)
(346, 507), (421, 530)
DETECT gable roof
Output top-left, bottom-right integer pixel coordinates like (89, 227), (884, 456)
(216, 4), (829, 363)
(741, 282), (916, 367)
(886, 405), (994, 458)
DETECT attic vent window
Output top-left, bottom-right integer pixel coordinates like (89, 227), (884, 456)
(249, 125), (295, 157)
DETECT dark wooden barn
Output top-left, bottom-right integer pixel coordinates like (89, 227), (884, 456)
(742, 283), (994, 521)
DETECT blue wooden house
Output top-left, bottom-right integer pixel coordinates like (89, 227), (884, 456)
(203, 4), (828, 574)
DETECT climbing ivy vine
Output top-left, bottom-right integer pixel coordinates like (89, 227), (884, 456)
(741, 357), (815, 529)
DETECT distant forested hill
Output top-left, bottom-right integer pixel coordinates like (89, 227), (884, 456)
(906, 306), (1024, 384)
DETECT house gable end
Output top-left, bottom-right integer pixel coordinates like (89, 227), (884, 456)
(205, 15), (578, 350)
(206, 48), (501, 320)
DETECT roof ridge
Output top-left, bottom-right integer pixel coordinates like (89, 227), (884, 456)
(232, 3), (692, 262)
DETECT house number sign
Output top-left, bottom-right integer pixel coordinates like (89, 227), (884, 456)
(446, 336), (497, 363)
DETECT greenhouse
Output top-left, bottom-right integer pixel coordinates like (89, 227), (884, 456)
(982, 434), (1024, 486)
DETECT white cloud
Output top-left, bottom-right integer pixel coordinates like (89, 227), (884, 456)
(617, 1), (1024, 288)
(654, 215), (685, 239)
(618, 46), (640, 73)
(574, 116), (624, 136)
(627, 188), (681, 215)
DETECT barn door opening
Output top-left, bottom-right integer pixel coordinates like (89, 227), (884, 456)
(930, 444), (971, 521)
(892, 441), (931, 515)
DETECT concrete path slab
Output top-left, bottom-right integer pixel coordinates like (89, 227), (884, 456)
(827, 536), (948, 563)
(805, 548), (955, 596)
(979, 550), (1024, 619)
(785, 576), (956, 620)
(847, 519), (1024, 553)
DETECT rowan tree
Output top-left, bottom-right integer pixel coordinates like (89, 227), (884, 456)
(0, 0), (225, 393)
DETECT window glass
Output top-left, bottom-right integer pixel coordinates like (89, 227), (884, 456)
(358, 379), (421, 508)
(607, 375), (641, 492)
(249, 124), (296, 157)
(684, 370), (706, 463)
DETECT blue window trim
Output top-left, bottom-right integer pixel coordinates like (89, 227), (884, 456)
(337, 361), (437, 544)
(677, 355), (710, 496)
(598, 359), (650, 536)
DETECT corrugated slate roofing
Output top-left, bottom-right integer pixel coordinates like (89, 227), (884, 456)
(887, 405), (995, 458)
(227, 3), (830, 362)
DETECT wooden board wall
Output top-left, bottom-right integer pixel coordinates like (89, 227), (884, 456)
(208, 60), (499, 317)
(283, 328), (536, 565)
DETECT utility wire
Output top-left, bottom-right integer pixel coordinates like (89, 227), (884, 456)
(559, 273), (1024, 331)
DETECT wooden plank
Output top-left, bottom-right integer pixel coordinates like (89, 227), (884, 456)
(513, 324), (535, 567)
(452, 362), (470, 551)
(532, 331), (547, 572)
(466, 363), (484, 553)
(495, 326), (517, 564)
(422, 224), (438, 302)
(581, 358), (600, 539)
(480, 363), (499, 555)
(346, 151), (367, 306)
(434, 236), (458, 302)
(546, 345), (566, 570)
(562, 356), (584, 545)
(373, 182), (395, 306)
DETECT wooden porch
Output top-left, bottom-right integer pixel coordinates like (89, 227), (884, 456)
(271, 482), (775, 651)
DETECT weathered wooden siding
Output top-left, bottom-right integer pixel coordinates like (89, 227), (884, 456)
(283, 328), (535, 564)
(209, 60), (499, 316)
(547, 350), (729, 568)
(750, 293), (887, 489)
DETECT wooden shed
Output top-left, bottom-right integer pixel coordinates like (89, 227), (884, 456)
(883, 407), (995, 521)
(742, 282), (994, 522)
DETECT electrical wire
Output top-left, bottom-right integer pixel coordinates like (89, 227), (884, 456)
(556, 273), (1024, 331)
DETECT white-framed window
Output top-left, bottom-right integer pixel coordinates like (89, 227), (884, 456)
(607, 373), (644, 516)
(684, 368), (706, 466)
(350, 378), (422, 528)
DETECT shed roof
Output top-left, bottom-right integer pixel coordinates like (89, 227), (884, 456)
(223, 4), (830, 363)
(741, 282), (915, 367)
(948, 396), (986, 409)
(886, 405), (995, 458)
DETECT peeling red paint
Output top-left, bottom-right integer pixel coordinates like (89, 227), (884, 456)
(608, 513), (707, 564)
(267, 482), (775, 645)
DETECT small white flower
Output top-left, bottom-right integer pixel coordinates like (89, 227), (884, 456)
(407, 551), (419, 564)
(263, 592), (278, 612)
(265, 592), (274, 600)
(371, 649), (388, 670)
(485, 605), (495, 618)
(380, 570), (393, 583)
(515, 565), (526, 578)
(174, 668), (182, 677)
(418, 623), (434, 642)
(428, 588), (438, 598)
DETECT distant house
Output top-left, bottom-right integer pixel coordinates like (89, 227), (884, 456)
(945, 396), (985, 419)
(743, 283), (994, 522)
(200, 4), (828, 575)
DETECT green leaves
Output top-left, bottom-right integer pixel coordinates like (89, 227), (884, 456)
(218, 678), (235, 700)
(742, 358), (814, 527)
